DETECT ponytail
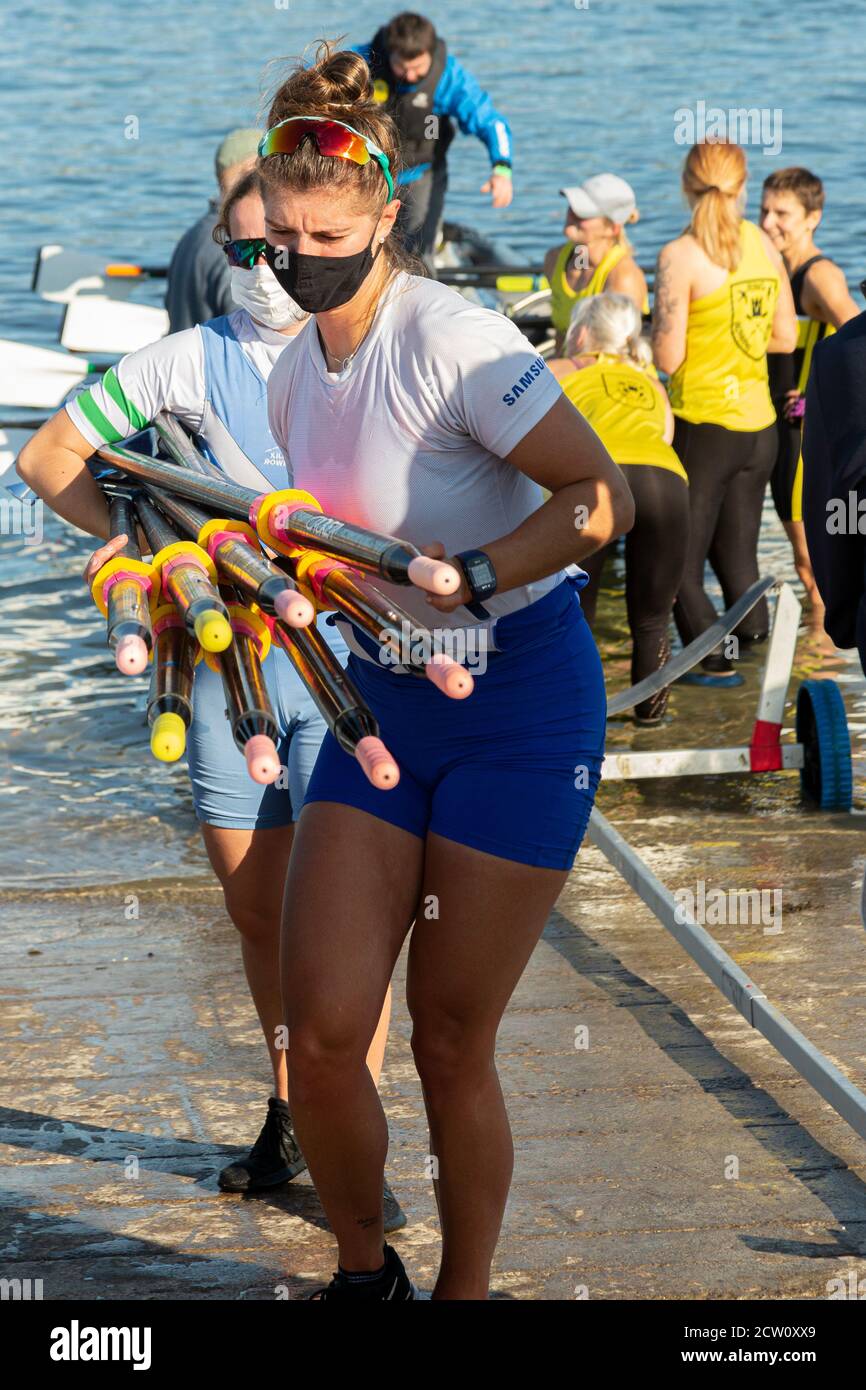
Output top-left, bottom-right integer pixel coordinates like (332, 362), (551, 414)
(682, 140), (747, 272)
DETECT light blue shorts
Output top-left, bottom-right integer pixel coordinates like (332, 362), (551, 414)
(186, 614), (347, 829)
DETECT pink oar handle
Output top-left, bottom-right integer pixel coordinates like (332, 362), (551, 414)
(115, 634), (149, 675)
(425, 652), (475, 699)
(407, 555), (462, 595)
(274, 587), (315, 627)
(245, 735), (282, 785)
(355, 736), (400, 790)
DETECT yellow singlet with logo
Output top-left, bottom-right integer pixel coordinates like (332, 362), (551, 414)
(560, 354), (687, 479)
(668, 220), (779, 432)
(550, 243), (649, 337)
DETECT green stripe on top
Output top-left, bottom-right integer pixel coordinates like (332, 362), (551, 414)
(103, 367), (149, 433)
(76, 389), (123, 443)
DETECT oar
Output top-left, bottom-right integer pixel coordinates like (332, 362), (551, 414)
(144, 483), (313, 625)
(33, 244), (167, 303)
(291, 549), (473, 699)
(147, 604), (197, 762)
(202, 597), (282, 784)
(436, 265), (549, 293)
(133, 492), (233, 653)
(97, 440), (462, 596)
(60, 298), (169, 355)
(91, 481), (159, 675)
(265, 610), (400, 790)
(0, 340), (104, 409)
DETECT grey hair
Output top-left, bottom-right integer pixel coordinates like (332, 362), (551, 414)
(565, 292), (652, 367)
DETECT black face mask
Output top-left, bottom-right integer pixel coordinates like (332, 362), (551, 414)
(265, 231), (378, 314)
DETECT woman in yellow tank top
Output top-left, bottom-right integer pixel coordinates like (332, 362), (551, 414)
(549, 294), (689, 723)
(544, 174), (649, 353)
(652, 141), (797, 682)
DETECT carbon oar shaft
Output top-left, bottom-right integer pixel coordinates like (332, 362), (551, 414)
(154, 412), (225, 479)
(206, 604), (281, 784)
(91, 482), (156, 675)
(97, 441), (460, 595)
(147, 606), (196, 761)
(145, 485), (312, 624)
(134, 493), (232, 652)
(268, 616), (399, 790)
(97, 441), (255, 518)
(292, 551), (473, 698)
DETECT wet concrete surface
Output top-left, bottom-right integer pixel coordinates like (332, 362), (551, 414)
(3, 548), (866, 1300)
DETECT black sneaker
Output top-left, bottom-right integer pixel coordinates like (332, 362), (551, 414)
(308, 1243), (423, 1300)
(383, 1179), (407, 1234)
(218, 1097), (307, 1192)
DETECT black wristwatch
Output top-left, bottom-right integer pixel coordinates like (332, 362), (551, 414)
(455, 549), (497, 620)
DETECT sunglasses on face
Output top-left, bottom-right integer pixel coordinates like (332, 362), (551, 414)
(224, 237), (268, 269)
(258, 117), (395, 202)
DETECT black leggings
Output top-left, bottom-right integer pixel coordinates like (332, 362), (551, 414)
(581, 463), (690, 720)
(672, 419), (777, 667)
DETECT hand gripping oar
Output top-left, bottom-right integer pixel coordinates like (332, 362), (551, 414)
(96, 442), (462, 597)
(263, 612), (399, 790)
(147, 604), (197, 761)
(291, 549), (474, 700)
(132, 493), (232, 653)
(141, 484), (313, 627)
(201, 602), (282, 785)
(91, 482), (160, 674)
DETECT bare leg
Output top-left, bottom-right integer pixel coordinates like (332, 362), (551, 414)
(203, 823), (295, 1100)
(282, 803), (424, 1270)
(203, 821), (394, 1098)
(408, 835), (568, 1300)
(784, 519), (825, 614)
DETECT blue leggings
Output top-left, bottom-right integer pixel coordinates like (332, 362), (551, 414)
(305, 581), (607, 870)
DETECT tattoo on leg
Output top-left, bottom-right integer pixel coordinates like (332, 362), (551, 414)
(356, 1214), (379, 1229)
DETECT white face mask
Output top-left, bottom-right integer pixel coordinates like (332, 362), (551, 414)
(230, 264), (308, 330)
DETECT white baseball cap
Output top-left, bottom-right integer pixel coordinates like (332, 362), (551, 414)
(560, 173), (638, 225)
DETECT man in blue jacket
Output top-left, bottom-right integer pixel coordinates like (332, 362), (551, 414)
(354, 12), (514, 255)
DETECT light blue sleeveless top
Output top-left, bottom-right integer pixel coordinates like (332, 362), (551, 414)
(198, 314), (289, 488)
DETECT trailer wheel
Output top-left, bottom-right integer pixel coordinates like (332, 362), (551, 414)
(796, 679), (853, 811)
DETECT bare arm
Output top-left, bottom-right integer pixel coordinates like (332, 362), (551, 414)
(801, 260), (861, 329)
(760, 229), (798, 353)
(427, 393), (634, 612)
(17, 411), (112, 540)
(607, 257), (649, 316)
(651, 242), (690, 377)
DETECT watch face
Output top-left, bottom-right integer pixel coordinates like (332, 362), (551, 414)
(471, 558), (495, 587)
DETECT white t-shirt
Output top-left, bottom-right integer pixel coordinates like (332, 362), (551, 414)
(67, 308), (290, 456)
(267, 273), (564, 632)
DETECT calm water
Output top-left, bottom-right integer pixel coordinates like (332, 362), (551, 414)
(2, 0), (866, 888)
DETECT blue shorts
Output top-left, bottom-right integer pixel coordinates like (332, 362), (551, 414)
(186, 615), (347, 830)
(304, 580), (607, 870)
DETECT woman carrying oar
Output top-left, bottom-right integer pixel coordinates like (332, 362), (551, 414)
(17, 171), (407, 1228)
(256, 42), (633, 1300)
